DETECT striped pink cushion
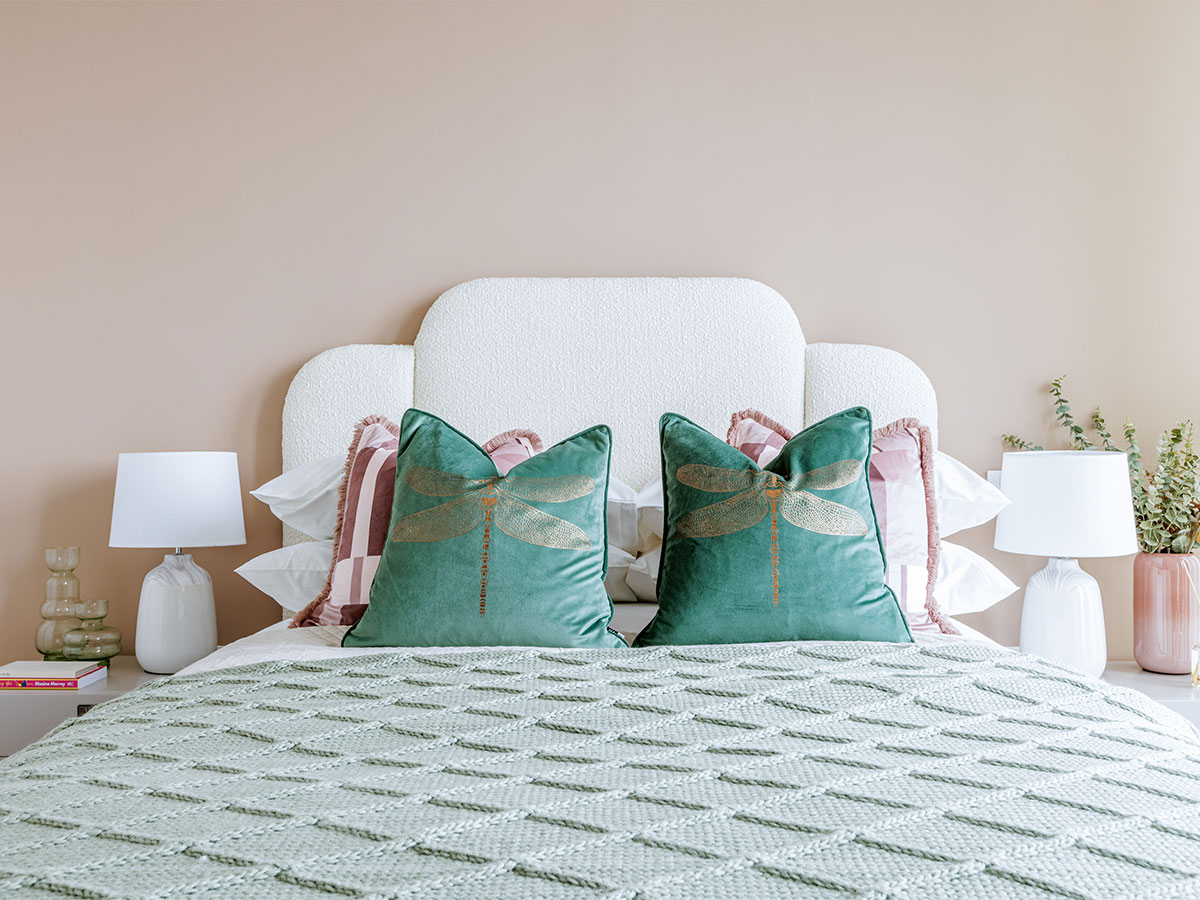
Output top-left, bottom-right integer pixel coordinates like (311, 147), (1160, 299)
(727, 409), (953, 635)
(291, 417), (542, 628)
(482, 429), (544, 475)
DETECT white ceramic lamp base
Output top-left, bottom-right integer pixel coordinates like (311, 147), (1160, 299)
(135, 553), (218, 674)
(1018, 557), (1107, 678)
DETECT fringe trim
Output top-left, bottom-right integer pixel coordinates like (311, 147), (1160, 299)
(873, 417), (955, 636)
(481, 428), (545, 454)
(726, 408), (795, 445)
(290, 414), (401, 628)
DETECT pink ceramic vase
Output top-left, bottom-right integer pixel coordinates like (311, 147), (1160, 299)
(1133, 551), (1200, 674)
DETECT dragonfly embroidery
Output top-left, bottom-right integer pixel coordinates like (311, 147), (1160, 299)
(674, 460), (868, 607)
(391, 465), (595, 616)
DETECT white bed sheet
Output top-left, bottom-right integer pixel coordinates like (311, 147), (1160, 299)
(178, 617), (998, 676)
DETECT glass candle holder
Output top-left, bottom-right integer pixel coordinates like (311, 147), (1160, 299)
(37, 546), (83, 660)
(62, 598), (122, 666)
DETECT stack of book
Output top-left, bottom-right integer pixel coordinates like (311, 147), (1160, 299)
(0, 660), (108, 690)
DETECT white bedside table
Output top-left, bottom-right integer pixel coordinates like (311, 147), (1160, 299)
(0, 656), (160, 757)
(1102, 661), (1200, 728)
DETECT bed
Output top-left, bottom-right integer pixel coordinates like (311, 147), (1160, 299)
(3, 278), (1200, 898)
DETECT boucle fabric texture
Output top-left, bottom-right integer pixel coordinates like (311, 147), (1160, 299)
(3, 642), (1200, 898)
(413, 278), (809, 489)
(280, 344), (416, 552)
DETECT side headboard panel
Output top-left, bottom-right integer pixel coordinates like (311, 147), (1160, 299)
(281, 344), (415, 547)
(413, 277), (807, 489)
(805, 343), (939, 447)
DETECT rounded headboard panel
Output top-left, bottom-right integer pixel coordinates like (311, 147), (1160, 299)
(412, 277), (807, 489)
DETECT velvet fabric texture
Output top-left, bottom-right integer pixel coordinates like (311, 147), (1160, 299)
(726, 408), (953, 635)
(635, 408), (912, 646)
(344, 409), (626, 649)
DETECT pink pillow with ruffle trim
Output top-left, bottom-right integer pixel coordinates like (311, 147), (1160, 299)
(291, 418), (543, 627)
(727, 409), (953, 635)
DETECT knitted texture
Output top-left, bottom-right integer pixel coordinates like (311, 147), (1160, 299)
(2, 642), (1199, 898)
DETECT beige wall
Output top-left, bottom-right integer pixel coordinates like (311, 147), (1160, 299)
(2, 1), (1198, 665)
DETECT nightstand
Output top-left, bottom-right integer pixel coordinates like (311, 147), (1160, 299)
(0, 656), (160, 757)
(1102, 661), (1200, 729)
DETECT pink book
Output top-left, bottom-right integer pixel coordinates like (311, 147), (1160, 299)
(0, 661), (107, 690)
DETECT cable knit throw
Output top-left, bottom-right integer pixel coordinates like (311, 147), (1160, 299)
(2, 641), (1200, 898)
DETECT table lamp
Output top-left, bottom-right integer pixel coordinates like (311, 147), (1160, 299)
(994, 450), (1137, 677)
(110, 452), (246, 673)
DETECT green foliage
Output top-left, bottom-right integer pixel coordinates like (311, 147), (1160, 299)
(1003, 376), (1200, 554)
(1001, 434), (1043, 452)
(1092, 408), (1119, 453)
(1136, 423), (1200, 554)
(1050, 375), (1093, 450)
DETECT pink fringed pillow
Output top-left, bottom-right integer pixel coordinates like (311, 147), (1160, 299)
(291, 417), (543, 627)
(727, 409), (952, 635)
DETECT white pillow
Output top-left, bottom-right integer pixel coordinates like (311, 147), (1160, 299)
(605, 546), (637, 602)
(607, 478), (639, 556)
(895, 540), (1017, 616)
(625, 538), (661, 601)
(935, 451), (1010, 538)
(635, 479), (665, 552)
(252, 455), (641, 551)
(250, 454), (345, 540)
(235, 540), (333, 612)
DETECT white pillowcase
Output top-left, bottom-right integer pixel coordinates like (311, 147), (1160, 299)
(606, 546), (637, 602)
(607, 478), (639, 556)
(626, 538), (661, 601)
(935, 451), (1010, 537)
(250, 454), (345, 540)
(236, 540), (333, 612)
(252, 454), (642, 555)
(893, 540), (1017, 616)
(635, 479), (665, 553)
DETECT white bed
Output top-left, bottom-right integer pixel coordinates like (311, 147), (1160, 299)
(6, 278), (1199, 899)
(178, 617), (1000, 677)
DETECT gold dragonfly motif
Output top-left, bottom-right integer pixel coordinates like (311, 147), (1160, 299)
(391, 465), (595, 616)
(674, 460), (868, 607)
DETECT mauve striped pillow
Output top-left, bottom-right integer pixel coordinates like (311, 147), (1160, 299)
(290, 417), (542, 628)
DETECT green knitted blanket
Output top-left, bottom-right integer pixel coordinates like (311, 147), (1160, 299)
(3, 641), (1200, 898)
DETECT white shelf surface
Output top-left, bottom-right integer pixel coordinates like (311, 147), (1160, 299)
(0, 656), (159, 756)
(1102, 660), (1200, 727)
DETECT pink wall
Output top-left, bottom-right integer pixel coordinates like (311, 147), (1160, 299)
(2, 1), (1198, 663)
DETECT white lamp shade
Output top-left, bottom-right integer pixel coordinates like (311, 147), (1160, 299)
(110, 452), (247, 549)
(994, 450), (1137, 558)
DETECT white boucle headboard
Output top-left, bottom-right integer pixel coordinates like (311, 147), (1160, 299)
(281, 277), (937, 544)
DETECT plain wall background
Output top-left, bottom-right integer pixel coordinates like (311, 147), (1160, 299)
(2, 1), (1198, 665)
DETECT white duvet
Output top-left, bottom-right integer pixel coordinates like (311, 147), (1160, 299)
(178, 616), (998, 676)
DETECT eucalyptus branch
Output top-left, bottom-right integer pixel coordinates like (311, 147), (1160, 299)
(1092, 408), (1119, 453)
(1002, 434), (1044, 452)
(1050, 375), (1093, 450)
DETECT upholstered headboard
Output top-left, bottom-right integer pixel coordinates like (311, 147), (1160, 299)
(281, 277), (937, 544)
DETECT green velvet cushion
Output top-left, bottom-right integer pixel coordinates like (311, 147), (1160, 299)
(635, 408), (912, 646)
(344, 409), (626, 649)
